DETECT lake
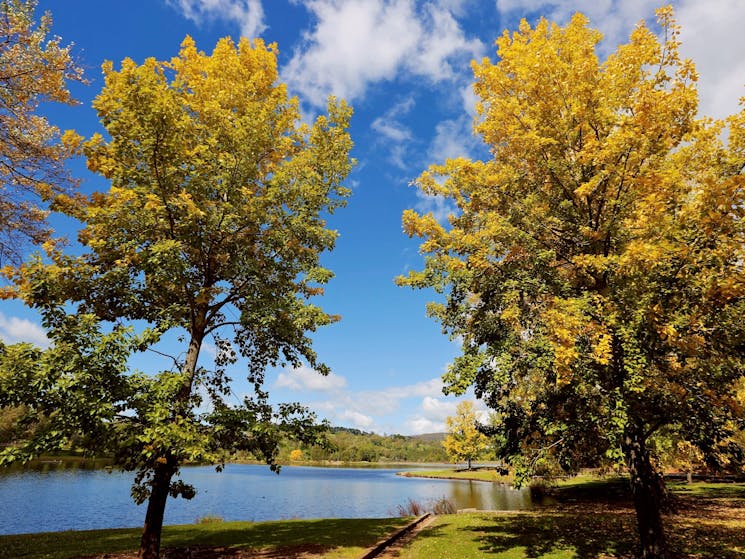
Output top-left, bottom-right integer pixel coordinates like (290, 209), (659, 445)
(0, 464), (531, 535)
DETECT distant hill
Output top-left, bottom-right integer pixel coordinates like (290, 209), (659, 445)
(409, 432), (446, 443)
(284, 427), (450, 463)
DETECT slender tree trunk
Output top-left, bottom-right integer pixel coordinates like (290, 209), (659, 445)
(140, 325), (204, 559)
(139, 461), (175, 559)
(623, 424), (668, 559)
(176, 328), (204, 403)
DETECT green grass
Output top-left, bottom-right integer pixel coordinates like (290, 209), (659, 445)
(397, 478), (745, 559)
(401, 506), (745, 559)
(0, 517), (411, 559)
(667, 480), (745, 498)
(400, 512), (638, 559)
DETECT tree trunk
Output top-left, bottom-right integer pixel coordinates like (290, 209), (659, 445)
(623, 424), (668, 559)
(176, 329), (204, 403)
(140, 325), (204, 559)
(139, 461), (175, 559)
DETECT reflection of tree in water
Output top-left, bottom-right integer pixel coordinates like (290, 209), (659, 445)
(447, 480), (532, 511)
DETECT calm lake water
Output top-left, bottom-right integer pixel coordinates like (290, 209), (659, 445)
(0, 464), (531, 535)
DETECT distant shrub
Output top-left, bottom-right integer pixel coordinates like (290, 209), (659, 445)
(196, 514), (224, 524)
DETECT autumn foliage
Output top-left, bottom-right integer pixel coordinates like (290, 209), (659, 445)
(400, 8), (744, 559)
(442, 400), (488, 470)
(0, 0), (84, 263)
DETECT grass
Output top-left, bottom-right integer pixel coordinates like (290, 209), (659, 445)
(396, 478), (745, 559)
(401, 506), (745, 559)
(0, 517), (411, 559)
(399, 512), (638, 559)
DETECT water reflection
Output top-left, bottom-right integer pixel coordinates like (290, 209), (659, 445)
(448, 479), (531, 510)
(0, 463), (532, 535)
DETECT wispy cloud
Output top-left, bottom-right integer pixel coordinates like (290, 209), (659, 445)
(295, 376), (457, 434)
(414, 188), (457, 225)
(284, 0), (484, 107)
(338, 409), (375, 429)
(275, 364), (348, 392)
(0, 313), (49, 348)
(427, 115), (481, 163)
(371, 97), (416, 169)
(404, 395), (489, 434)
(166, 0), (267, 39)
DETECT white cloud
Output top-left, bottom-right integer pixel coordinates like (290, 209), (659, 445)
(339, 409), (375, 428)
(428, 115), (480, 162)
(284, 0), (484, 107)
(405, 395), (489, 434)
(302, 376), (446, 432)
(415, 189), (457, 224)
(201, 341), (217, 357)
(371, 97), (415, 143)
(677, 0), (745, 121)
(166, 0), (267, 39)
(371, 97), (416, 169)
(0, 313), (49, 348)
(380, 377), (445, 400)
(406, 416), (446, 434)
(421, 395), (459, 416)
(275, 364), (348, 391)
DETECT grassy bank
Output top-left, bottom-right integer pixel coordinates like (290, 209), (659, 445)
(0, 517), (411, 559)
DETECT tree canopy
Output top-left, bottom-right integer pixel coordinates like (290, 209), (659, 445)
(1, 35), (353, 559)
(400, 8), (744, 558)
(442, 400), (488, 469)
(0, 0), (84, 264)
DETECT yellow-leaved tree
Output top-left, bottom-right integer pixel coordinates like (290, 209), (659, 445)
(399, 8), (744, 559)
(442, 400), (488, 470)
(2, 36), (353, 559)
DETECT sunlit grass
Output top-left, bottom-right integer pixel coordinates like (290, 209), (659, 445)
(399, 468), (513, 483)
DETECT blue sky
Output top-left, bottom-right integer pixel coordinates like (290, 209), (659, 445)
(2, 0), (743, 435)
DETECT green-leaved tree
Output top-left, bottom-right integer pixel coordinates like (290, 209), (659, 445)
(1, 35), (353, 559)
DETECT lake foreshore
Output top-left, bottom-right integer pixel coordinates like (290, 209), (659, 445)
(2, 479), (744, 559)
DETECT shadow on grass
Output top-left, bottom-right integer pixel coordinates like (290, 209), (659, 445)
(411, 510), (745, 559)
(462, 513), (637, 559)
(163, 517), (407, 549)
(0, 518), (409, 559)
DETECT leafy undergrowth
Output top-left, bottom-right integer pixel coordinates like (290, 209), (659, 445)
(0, 517), (411, 559)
